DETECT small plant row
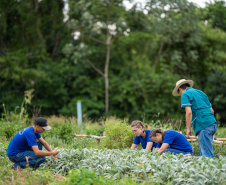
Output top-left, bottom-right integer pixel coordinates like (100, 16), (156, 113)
(41, 148), (226, 185)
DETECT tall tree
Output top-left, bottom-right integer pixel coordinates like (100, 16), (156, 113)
(65, 0), (129, 115)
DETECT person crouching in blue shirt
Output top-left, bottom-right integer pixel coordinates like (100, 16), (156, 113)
(7, 117), (59, 170)
(130, 120), (158, 151)
(150, 128), (193, 155)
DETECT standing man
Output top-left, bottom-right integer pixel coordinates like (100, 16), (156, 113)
(172, 79), (217, 158)
(7, 117), (59, 169)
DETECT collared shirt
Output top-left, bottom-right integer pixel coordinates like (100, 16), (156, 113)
(181, 87), (216, 136)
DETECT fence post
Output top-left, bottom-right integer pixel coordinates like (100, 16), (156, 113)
(77, 101), (83, 133)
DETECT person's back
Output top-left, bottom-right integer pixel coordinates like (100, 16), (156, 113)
(173, 79), (217, 158)
(7, 127), (41, 156)
(181, 87), (216, 136)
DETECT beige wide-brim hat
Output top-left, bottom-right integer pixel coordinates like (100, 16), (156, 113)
(172, 79), (194, 96)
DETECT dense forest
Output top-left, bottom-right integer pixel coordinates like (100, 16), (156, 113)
(0, 0), (225, 124)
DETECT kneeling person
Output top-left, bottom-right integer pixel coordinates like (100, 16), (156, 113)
(131, 120), (158, 151)
(7, 117), (59, 170)
(150, 129), (193, 155)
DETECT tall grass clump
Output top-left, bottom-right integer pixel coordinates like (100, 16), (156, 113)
(100, 117), (134, 149)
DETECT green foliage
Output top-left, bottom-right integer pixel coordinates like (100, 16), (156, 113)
(85, 124), (105, 136)
(0, 120), (24, 140)
(42, 148), (226, 184)
(207, 68), (226, 124)
(42, 123), (74, 144)
(100, 117), (134, 149)
(70, 138), (99, 150)
(63, 168), (112, 185)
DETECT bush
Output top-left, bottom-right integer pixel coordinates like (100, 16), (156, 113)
(85, 124), (105, 136)
(42, 123), (74, 144)
(100, 117), (134, 149)
(0, 120), (24, 140)
(70, 137), (99, 149)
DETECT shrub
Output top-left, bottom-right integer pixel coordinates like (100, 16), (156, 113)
(85, 124), (105, 136)
(100, 117), (134, 149)
(0, 120), (24, 140)
(70, 138), (99, 149)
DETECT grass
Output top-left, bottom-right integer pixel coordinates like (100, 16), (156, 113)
(215, 127), (226, 138)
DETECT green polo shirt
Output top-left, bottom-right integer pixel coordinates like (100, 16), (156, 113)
(181, 87), (216, 136)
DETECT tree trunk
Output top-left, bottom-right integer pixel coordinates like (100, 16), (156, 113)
(105, 39), (110, 115)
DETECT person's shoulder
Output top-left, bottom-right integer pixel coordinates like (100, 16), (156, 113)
(165, 130), (178, 135)
(145, 129), (151, 133)
(23, 127), (34, 134)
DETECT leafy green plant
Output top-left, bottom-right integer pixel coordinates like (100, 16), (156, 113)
(99, 117), (134, 149)
(62, 168), (112, 185)
(85, 124), (105, 136)
(0, 120), (24, 140)
(42, 148), (226, 184)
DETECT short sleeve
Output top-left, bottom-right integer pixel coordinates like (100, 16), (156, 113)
(181, 94), (192, 109)
(35, 133), (41, 139)
(156, 143), (161, 148)
(146, 130), (154, 143)
(163, 131), (176, 145)
(25, 132), (38, 146)
(133, 136), (140, 145)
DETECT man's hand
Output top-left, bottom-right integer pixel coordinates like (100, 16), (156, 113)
(52, 149), (59, 156)
(186, 129), (192, 138)
(52, 149), (59, 160)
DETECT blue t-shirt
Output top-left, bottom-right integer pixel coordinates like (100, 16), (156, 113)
(7, 127), (41, 156)
(181, 87), (216, 136)
(156, 130), (192, 152)
(133, 129), (158, 150)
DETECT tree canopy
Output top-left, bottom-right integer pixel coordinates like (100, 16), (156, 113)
(0, 0), (226, 124)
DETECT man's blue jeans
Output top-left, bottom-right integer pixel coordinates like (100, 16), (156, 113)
(8, 142), (46, 169)
(197, 123), (217, 158)
(163, 148), (193, 155)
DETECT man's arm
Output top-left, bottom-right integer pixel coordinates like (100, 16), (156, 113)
(31, 145), (59, 156)
(210, 107), (214, 114)
(144, 142), (153, 151)
(157, 143), (169, 155)
(38, 137), (53, 152)
(185, 106), (192, 137)
(131, 144), (137, 150)
(31, 137), (59, 157)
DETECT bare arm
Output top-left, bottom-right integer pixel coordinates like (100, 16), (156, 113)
(210, 107), (214, 114)
(32, 145), (59, 156)
(131, 144), (137, 150)
(185, 106), (192, 137)
(144, 142), (153, 151)
(38, 137), (53, 152)
(157, 143), (170, 155)
(31, 137), (59, 157)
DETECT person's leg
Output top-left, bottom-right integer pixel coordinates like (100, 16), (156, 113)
(163, 148), (192, 155)
(198, 123), (217, 158)
(8, 142), (46, 169)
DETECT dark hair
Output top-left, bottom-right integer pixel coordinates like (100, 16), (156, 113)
(178, 83), (190, 92)
(150, 128), (167, 140)
(131, 120), (145, 132)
